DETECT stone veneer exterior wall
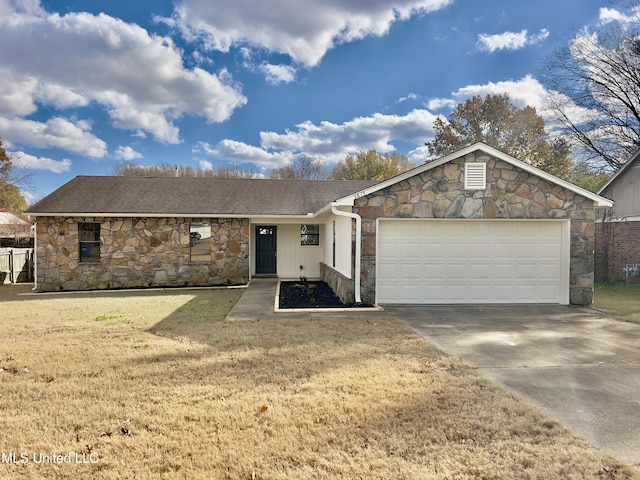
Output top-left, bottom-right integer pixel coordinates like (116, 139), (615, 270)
(354, 152), (597, 305)
(320, 262), (355, 305)
(35, 216), (249, 291)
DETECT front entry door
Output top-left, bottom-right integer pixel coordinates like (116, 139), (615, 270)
(255, 226), (277, 274)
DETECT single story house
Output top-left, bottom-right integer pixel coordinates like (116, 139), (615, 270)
(595, 148), (640, 282)
(0, 208), (33, 248)
(25, 143), (612, 305)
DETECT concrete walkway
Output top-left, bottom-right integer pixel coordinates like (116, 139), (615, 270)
(226, 278), (384, 321)
(225, 278), (280, 321)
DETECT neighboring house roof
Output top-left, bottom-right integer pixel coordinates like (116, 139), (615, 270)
(0, 208), (33, 238)
(597, 147), (640, 196)
(333, 143), (614, 208)
(24, 177), (379, 217)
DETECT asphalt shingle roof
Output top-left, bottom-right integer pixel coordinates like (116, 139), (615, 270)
(25, 176), (379, 216)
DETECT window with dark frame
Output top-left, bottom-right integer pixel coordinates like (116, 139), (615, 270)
(300, 224), (320, 246)
(79, 222), (101, 262)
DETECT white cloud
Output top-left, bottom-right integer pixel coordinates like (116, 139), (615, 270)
(477, 28), (549, 53)
(259, 63), (296, 85)
(170, 0), (453, 67)
(206, 139), (295, 170)
(427, 97), (456, 110)
(0, 69), (38, 116)
(262, 110), (437, 157)
(11, 151), (72, 173)
(430, 74), (596, 136)
(407, 144), (432, 163)
(199, 160), (214, 170)
(200, 109), (439, 171)
(599, 7), (639, 25)
(0, 0), (45, 16)
(478, 30), (528, 52)
(114, 146), (143, 161)
(397, 93), (419, 104)
(0, 116), (107, 157)
(450, 75), (547, 110)
(0, 4), (247, 147)
(37, 82), (89, 109)
(531, 28), (550, 44)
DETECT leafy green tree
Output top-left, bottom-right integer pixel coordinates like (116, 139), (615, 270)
(0, 183), (28, 213)
(0, 136), (11, 184)
(330, 150), (416, 181)
(426, 93), (572, 179)
(0, 137), (28, 212)
(567, 160), (611, 193)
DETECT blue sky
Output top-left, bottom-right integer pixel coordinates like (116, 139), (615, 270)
(0, 0), (626, 201)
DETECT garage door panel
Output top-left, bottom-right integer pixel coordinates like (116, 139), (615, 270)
(425, 242), (447, 257)
(539, 243), (561, 258)
(447, 263), (471, 280)
(377, 220), (566, 304)
(493, 285), (517, 299)
(515, 264), (539, 279)
(539, 264), (560, 279)
(377, 261), (398, 275)
(468, 285), (494, 300)
(538, 285), (560, 300)
(422, 285), (447, 301)
(468, 263), (492, 279)
(378, 242), (400, 257)
(445, 285), (470, 301)
(401, 263), (423, 280)
(447, 243), (469, 257)
(516, 243), (539, 258)
(493, 263), (516, 280)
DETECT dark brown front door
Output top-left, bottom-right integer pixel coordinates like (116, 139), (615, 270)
(255, 226), (277, 274)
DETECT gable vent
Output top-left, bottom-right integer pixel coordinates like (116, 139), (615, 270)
(465, 162), (486, 190)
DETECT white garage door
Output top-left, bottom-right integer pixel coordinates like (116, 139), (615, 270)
(377, 220), (568, 304)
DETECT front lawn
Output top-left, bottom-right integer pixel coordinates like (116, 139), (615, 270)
(593, 281), (640, 323)
(0, 285), (635, 479)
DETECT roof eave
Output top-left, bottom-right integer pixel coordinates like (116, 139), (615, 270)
(25, 212), (322, 220)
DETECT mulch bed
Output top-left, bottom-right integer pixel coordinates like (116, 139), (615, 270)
(279, 281), (345, 309)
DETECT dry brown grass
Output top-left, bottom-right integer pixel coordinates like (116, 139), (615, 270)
(593, 282), (640, 324)
(0, 284), (636, 480)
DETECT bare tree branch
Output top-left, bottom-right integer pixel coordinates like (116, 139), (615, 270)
(542, 7), (640, 170)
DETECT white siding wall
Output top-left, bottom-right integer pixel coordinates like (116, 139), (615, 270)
(250, 220), (323, 278)
(277, 224), (322, 278)
(249, 215), (354, 279)
(333, 214), (353, 278)
(321, 214), (352, 278)
(603, 163), (640, 218)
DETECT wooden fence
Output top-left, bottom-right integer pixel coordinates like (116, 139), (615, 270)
(0, 248), (34, 284)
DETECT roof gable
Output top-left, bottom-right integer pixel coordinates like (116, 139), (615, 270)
(336, 143), (613, 208)
(597, 147), (640, 195)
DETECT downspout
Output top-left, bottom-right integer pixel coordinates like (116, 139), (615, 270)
(31, 221), (37, 291)
(331, 204), (362, 304)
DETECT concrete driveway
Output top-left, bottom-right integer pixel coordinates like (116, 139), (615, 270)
(386, 304), (640, 467)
